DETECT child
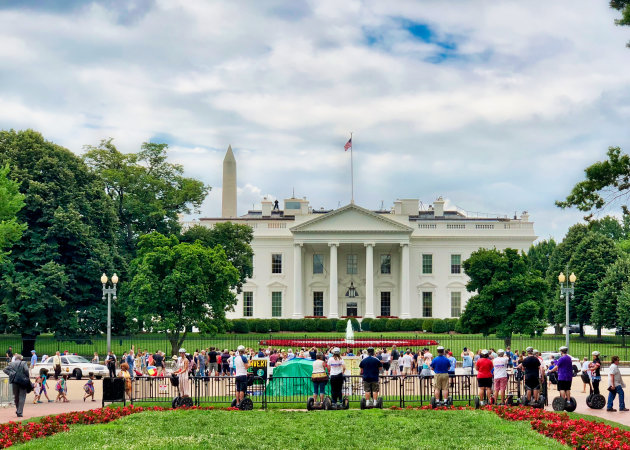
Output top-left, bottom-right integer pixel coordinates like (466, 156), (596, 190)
(33, 376), (42, 404)
(56, 374), (69, 402)
(83, 372), (95, 402)
(40, 368), (53, 402)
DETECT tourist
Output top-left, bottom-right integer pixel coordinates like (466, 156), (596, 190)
(126, 346), (135, 380)
(33, 375), (42, 404)
(287, 348), (295, 360)
(390, 345), (400, 376)
(401, 349), (413, 378)
(328, 348), (346, 407)
(39, 368), (52, 402)
(493, 349), (509, 405)
(30, 349), (37, 368)
(53, 351), (62, 380)
(473, 349), (481, 366)
(309, 347), (317, 359)
(446, 350), (456, 387)
(548, 346), (573, 407)
(311, 352), (328, 405)
(607, 355), (627, 412)
(6, 354), (30, 417)
(91, 352), (99, 364)
(119, 362), (132, 400)
(207, 347), (218, 376)
(233, 345), (249, 407)
(197, 350), (207, 377)
(6, 346), (13, 363)
(346, 348), (354, 357)
(461, 348), (473, 376)
(420, 350), (432, 377)
(221, 349), (230, 376)
(154, 351), (164, 377)
(83, 373), (96, 402)
(359, 347), (382, 407)
(490, 348), (498, 359)
(381, 348), (391, 378)
(173, 348), (191, 399)
(105, 351), (117, 378)
(505, 346), (514, 368)
(56, 374), (69, 403)
(518, 347), (542, 405)
(476, 349), (493, 404)
(431, 346), (451, 401)
(41, 354), (49, 364)
(590, 351), (602, 395)
(581, 357), (590, 393)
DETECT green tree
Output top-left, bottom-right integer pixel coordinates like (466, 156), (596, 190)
(0, 164), (26, 259)
(83, 139), (209, 258)
(568, 232), (620, 337)
(617, 283), (630, 334)
(0, 130), (118, 353)
(527, 239), (556, 276)
(123, 232), (240, 356)
(592, 256), (630, 332)
(181, 223), (253, 292)
(588, 215), (627, 241)
(610, 1), (630, 47)
(459, 248), (548, 347)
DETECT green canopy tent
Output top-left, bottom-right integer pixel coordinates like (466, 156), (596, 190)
(266, 358), (331, 397)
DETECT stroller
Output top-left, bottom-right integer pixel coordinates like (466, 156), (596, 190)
(582, 372), (606, 410)
(170, 374), (193, 408)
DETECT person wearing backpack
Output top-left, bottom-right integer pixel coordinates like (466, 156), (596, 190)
(5, 354), (31, 417)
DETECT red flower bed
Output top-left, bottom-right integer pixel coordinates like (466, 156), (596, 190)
(259, 338), (439, 349)
(487, 405), (630, 449)
(0, 405), (236, 448)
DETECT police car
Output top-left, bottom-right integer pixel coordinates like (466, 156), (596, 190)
(30, 355), (108, 380)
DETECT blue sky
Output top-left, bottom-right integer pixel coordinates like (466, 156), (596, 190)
(1, 0), (629, 241)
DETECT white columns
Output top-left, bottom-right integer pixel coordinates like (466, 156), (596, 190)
(400, 243), (410, 318)
(364, 243), (375, 318)
(328, 243), (339, 319)
(293, 243), (303, 318)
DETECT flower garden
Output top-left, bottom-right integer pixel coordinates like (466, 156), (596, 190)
(2, 404), (630, 449)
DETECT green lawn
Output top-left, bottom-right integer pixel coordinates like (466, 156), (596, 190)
(16, 409), (565, 449)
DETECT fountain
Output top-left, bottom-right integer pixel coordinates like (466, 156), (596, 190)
(345, 319), (354, 345)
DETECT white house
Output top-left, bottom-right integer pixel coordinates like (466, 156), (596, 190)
(187, 147), (536, 320)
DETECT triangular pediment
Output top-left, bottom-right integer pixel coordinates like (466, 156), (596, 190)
(290, 203), (413, 233)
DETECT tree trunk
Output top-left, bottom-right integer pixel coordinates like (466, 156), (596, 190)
(554, 324), (562, 335)
(21, 334), (37, 357)
(579, 323), (585, 338)
(168, 331), (188, 357)
(596, 327), (602, 340)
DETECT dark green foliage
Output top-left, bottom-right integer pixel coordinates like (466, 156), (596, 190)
(592, 256), (630, 330)
(432, 319), (448, 333)
(315, 318), (333, 332)
(386, 318), (402, 332)
(445, 318), (459, 332)
(232, 319), (250, 334)
(610, 0), (630, 46)
(0, 164), (25, 260)
(400, 319), (417, 332)
(422, 319), (435, 332)
(369, 318), (388, 332)
(360, 317), (373, 331)
(268, 319), (281, 333)
(335, 320), (346, 333)
(303, 319), (317, 332)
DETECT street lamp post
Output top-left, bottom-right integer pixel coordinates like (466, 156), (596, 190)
(101, 273), (119, 354)
(558, 268), (577, 350)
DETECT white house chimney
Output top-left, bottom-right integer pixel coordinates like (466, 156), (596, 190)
(261, 197), (273, 217)
(433, 196), (445, 217)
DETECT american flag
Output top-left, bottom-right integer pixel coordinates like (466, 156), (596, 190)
(344, 138), (352, 151)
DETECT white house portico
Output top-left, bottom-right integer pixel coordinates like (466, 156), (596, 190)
(185, 147), (537, 321)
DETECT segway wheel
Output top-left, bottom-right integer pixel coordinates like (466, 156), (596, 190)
(564, 397), (577, 412)
(552, 396), (566, 411)
(342, 397), (350, 410)
(535, 395), (545, 409)
(181, 397), (194, 408)
(520, 394), (528, 406)
(447, 396), (453, 406)
(323, 397), (332, 410)
(360, 398), (366, 410)
(590, 394), (606, 410)
(376, 397), (383, 409)
(506, 395), (513, 406)
(430, 397), (437, 409)
(172, 397), (181, 409)
(239, 397), (254, 411)
(307, 398), (315, 411)
(231, 399), (237, 408)
(586, 394), (593, 408)
(474, 397), (480, 410)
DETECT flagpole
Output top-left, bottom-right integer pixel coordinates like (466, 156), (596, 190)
(350, 132), (354, 204)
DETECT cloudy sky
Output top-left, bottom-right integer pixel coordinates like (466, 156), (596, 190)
(1, 0), (629, 241)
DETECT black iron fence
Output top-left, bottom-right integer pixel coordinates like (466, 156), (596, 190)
(118, 373), (546, 409)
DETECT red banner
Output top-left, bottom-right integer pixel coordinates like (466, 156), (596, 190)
(258, 338), (439, 349)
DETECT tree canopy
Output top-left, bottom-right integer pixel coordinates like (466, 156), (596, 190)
(592, 256), (630, 331)
(123, 232), (240, 355)
(610, 0), (630, 47)
(459, 248), (548, 346)
(0, 164), (25, 260)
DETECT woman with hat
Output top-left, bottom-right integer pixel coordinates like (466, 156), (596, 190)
(328, 348), (346, 407)
(172, 348), (190, 398)
(589, 351), (602, 395)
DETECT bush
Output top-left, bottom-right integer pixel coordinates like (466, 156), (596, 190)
(445, 318), (459, 332)
(232, 319), (249, 334)
(350, 318), (360, 332)
(268, 319), (280, 333)
(315, 318), (333, 332)
(361, 318), (373, 331)
(303, 319), (318, 332)
(386, 318), (402, 332)
(335, 320), (347, 333)
(369, 318), (388, 332)
(328, 318), (338, 332)
(455, 318), (468, 334)
(288, 319), (305, 332)
(432, 319), (448, 334)
(256, 319), (272, 333)
(400, 319), (415, 331)
(422, 319), (435, 332)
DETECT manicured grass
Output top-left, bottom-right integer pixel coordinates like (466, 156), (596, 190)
(16, 409), (565, 449)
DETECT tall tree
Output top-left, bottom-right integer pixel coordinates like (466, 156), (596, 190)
(617, 283), (630, 335)
(0, 130), (119, 353)
(588, 215), (627, 241)
(0, 164), (26, 260)
(181, 223), (253, 293)
(123, 233), (239, 356)
(568, 232), (620, 337)
(610, 0), (630, 47)
(592, 256), (630, 332)
(527, 239), (556, 276)
(83, 139), (209, 258)
(459, 248), (548, 347)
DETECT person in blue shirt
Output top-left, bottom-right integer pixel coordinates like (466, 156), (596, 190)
(431, 346), (452, 400)
(359, 347), (382, 407)
(30, 350), (37, 368)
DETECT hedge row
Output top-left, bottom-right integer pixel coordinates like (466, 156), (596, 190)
(225, 318), (460, 334)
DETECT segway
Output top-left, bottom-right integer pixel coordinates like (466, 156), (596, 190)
(583, 372), (606, 410)
(552, 395), (577, 412)
(360, 397), (383, 409)
(230, 395), (254, 410)
(307, 396), (332, 410)
(520, 379), (545, 409)
(431, 393), (453, 409)
(170, 374), (194, 408)
(474, 395), (493, 409)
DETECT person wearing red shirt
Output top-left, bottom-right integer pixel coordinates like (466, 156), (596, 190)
(476, 349), (494, 405)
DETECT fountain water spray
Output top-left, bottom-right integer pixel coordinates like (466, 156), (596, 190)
(345, 319), (354, 344)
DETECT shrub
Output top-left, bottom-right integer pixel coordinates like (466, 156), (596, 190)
(232, 319), (249, 334)
(400, 319), (415, 331)
(422, 319), (435, 332)
(268, 319), (280, 333)
(335, 320), (347, 333)
(315, 318), (333, 332)
(445, 318), (459, 332)
(256, 319), (272, 333)
(328, 318), (338, 332)
(369, 318), (388, 332)
(455, 318), (468, 334)
(432, 319), (448, 334)
(304, 319), (318, 332)
(386, 318), (402, 332)
(361, 318), (373, 331)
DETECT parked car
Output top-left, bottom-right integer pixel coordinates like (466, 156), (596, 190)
(567, 325), (580, 334)
(30, 355), (107, 380)
(616, 328), (629, 336)
(540, 352), (580, 377)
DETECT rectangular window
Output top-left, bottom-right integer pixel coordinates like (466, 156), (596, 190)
(346, 302), (358, 317)
(422, 254), (433, 274)
(347, 254), (358, 274)
(380, 254), (391, 274)
(451, 292), (461, 318)
(451, 254), (461, 274)
(243, 292), (253, 317)
(272, 253), (282, 274)
(271, 291), (282, 317)
(422, 292), (433, 317)
(313, 254), (324, 274)
(313, 291), (324, 317)
(380, 291), (391, 317)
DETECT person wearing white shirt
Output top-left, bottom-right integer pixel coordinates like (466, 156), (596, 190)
(401, 350), (414, 377)
(607, 356), (628, 412)
(581, 357), (590, 393)
(492, 350), (509, 405)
